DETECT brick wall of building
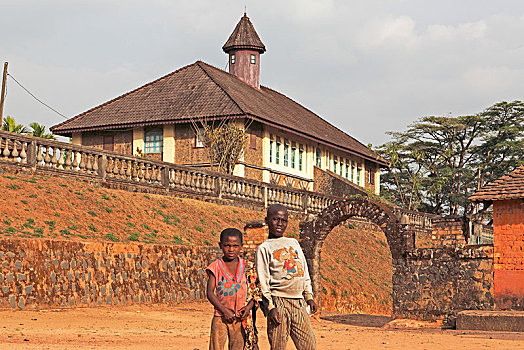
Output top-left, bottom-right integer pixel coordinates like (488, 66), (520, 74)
(82, 130), (133, 155)
(493, 199), (524, 310)
(0, 238), (220, 310)
(174, 124), (208, 165)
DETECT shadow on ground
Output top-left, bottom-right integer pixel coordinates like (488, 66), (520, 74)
(321, 314), (392, 328)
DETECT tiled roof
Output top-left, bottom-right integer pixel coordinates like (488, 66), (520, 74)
(222, 14), (265, 53)
(470, 166), (524, 202)
(51, 61), (385, 165)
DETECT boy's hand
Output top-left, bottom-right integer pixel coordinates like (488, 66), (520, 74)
(306, 299), (318, 314)
(268, 308), (281, 325)
(237, 300), (255, 320)
(222, 308), (236, 323)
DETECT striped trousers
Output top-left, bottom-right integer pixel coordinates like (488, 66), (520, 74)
(267, 297), (316, 350)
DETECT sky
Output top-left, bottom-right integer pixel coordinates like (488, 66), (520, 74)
(1, 0), (523, 146)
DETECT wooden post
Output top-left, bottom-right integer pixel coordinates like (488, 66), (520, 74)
(0, 62), (8, 122)
(27, 140), (37, 168)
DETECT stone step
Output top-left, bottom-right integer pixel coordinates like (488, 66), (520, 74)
(457, 310), (524, 332)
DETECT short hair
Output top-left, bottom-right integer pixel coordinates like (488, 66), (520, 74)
(266, 204), (287, 217)
(220, 228), (243, 244)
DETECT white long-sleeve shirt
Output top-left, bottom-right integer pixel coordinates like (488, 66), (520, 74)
(255, 236), (314, 310)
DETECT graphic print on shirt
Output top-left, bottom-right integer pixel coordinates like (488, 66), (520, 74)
(217, 276), (241, 296)
(272, 247), (304, 279)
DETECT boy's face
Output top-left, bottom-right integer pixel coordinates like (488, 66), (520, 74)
(219, 235), (242, 261)
(266, 209), (288, 238)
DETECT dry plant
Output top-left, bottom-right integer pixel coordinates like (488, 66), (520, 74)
(190, 117), (251, 174)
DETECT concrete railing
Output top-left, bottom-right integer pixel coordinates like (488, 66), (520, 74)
(0, 130), (431, 229)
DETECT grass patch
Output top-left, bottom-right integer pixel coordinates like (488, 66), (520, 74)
(173, 235), (184, 244)
(87, 210), (97, 216)
(195, 226), (204, 232)
(3, 175), (17, 180)
(60, 228), (71, 236)
(101, 194), (110, 200)
(203, 240), (211, 246)
(28, 194), (37, 198)
(126, 222), (135, 227)
(158, 211), (181, 225)
(105, 207), (113, 213)
(88, 223), (98, 232)
(142, 224), (151, 230)
(7, 184), (20, 190)
(5, 227), (16, 234)
(128, 232), (140, 242)
(105, 233), (120, 242)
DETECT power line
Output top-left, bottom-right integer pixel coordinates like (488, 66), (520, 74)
(7, 73), (69, 120)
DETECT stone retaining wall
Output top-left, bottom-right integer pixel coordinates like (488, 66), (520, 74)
(392, 245), (494, 320)
(0, 238), (221, 310)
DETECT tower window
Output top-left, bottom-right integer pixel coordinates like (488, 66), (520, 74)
(269, 135), (274, 163)
(276, 137), (281, 165)
(284, 139), (289, 167)
(231, 54), (236, 64)
(299, 145), (304, 171)
(250, 54), (256, 64)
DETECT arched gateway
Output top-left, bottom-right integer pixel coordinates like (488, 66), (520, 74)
(299, 198), (414, 306)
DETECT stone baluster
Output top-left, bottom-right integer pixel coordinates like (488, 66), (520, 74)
(2, 137), (11, 159)
(11, 140), (19, 160)
(125, 160), (132, 179)
(19, 142), (27, 164)
(112, 158), (120, 176)
(92, 154), (99, 175)
(43, 146), (52, 166)
(144, 164), (151, 182)
(150, 165), (156, 183)
(86, 154), (93, 173)
(157, 166), (163, 183)
(64, 149), (72, 170)
(50, 147), (58, 167)
(131, 161), (138, 180)
(79, 152), (86, 171)
(36, 144), (44, 165)
(57, 148), (65, 169)
(120, 159), (126, 178)
(138, 163), (145, 182)
(72, 151), (80, 170)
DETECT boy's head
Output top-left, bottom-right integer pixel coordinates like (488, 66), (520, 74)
(219, 228), (243, 261)
(265, 204), (288, 238)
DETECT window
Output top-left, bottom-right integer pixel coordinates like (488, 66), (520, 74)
(195, 128), (204, 148)
(334, 156), (338, 174)
(356, 163), (361, 185)
(351, 161), (355, 182)
(369, 166), (375, 185)
(326, 151), (330, 169)
(230, 54), (236, 64)
(145, 130), (163, 153)
(284, 139), (289, 167)
(345, 160), (349, 179)
(276, 137), (281, 165)
(339, 158), (343, 176)
(291, 142), (296, 168)
(299, 145), (304, 171)
(103, 135), (114, 152)
(315, 147), (321, 167)
(250, 54), (256, 64)
(269, 135), (273, 163)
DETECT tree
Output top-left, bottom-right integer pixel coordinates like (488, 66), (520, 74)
(28, 122), (57, 140)
(190, 117), (249, 175)
(1, 116), (29, 134)
(377, 101), (524, 216)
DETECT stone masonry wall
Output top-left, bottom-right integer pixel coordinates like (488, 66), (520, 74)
(0, 238), (221, 310)
(313, 166), (367, 198)
(493, 199), (524, 310)
(431, 216), (467, 247)
(392, 245), (494, 320)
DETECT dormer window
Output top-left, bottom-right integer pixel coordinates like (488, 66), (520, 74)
(250, 54), (256, 64)
(231, 54), (236, 64)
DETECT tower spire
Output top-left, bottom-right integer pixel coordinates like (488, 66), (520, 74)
(223, 14), (265, 89)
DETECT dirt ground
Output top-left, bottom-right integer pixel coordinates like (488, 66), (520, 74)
(1, 302), (523, 350)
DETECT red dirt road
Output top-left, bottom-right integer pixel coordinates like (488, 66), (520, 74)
(1, 302), (523, 349)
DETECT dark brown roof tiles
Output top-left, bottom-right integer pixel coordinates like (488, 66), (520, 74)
(470, 165), (524, 201)
(51, 61), (384, 165)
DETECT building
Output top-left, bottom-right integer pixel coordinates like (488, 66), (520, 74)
(51, 14), (386, 194)
(470, 165), (524, 309)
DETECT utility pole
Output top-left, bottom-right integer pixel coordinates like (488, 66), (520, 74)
(0, 62), (7, 122)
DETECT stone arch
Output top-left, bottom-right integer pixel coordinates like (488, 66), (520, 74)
(299, 198), (413, 303)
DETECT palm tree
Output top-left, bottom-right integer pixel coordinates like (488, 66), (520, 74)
(29, 122), (57, 140)
(1, 116), (29, 134)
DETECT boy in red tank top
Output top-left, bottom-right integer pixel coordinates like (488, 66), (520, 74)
(206, 228), (257, 350)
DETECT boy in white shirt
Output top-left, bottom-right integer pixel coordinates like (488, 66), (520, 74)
(256, 204), (317, 350)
